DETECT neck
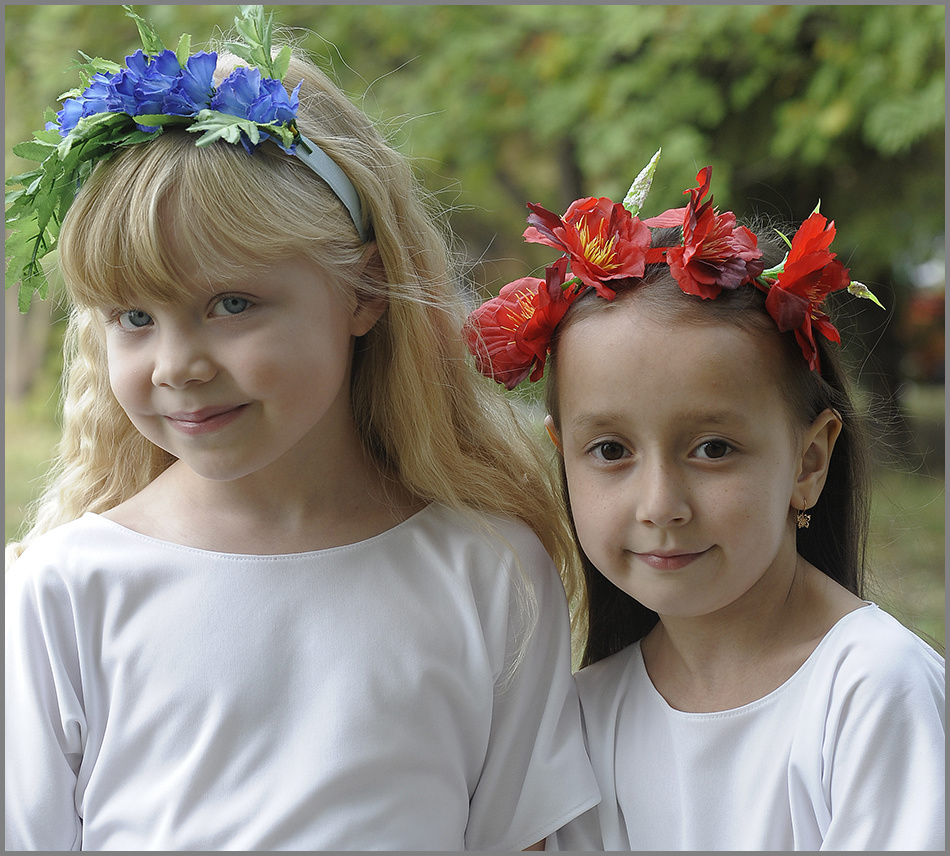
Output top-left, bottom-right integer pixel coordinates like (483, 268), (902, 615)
(110, 413), (424, 554)
(639, 541), (860, 711)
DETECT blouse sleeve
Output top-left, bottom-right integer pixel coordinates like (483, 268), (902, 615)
(818, 631), (945, 851)
(5, 546), (86, 851)
(463, 529), (600, 851)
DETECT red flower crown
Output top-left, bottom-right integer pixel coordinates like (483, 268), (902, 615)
(464, 151), (883, 388)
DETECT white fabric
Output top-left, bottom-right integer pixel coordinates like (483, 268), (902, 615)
(551, 603), (945, 852)
(5, 504), (600, 851)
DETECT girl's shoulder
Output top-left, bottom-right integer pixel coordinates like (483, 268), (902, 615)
(414, 503), (554, 559)
(5, 514), (127, 619)
(815, 602), (944, 670)
(808, 602), (944, 694)
(406, 504), (563, 594)
(7, 514), (119, 577)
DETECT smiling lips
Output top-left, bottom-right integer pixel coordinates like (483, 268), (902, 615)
(164, 404), (249, 435)
(633, 549), (709, 571)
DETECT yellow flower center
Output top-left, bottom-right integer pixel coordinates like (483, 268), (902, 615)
(577, 223), (619, 271)
(500, 291), (538, 342)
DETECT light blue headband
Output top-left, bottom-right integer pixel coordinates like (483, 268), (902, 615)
(6, 5), (368, 312)
(296, 135), (367, 242)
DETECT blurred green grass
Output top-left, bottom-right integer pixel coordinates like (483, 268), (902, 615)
(5, 385), (945, 650)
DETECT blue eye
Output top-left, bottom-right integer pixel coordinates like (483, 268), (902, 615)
(117, 309), (153, 330)
(211, 296), (252, 316)
(694, 440), (732, 460)
(591, 441), (629, 462)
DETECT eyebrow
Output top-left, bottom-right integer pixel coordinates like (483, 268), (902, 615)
(567, 412), (632, 433)
(568, 408), (748, 433)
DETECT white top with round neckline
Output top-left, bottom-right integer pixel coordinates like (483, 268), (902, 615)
(550, 603), (945, 851)
(6, 504), (600, 851)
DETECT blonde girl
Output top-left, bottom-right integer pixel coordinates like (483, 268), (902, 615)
(5, 7), (598, 850)
(465, 158), (945, 851)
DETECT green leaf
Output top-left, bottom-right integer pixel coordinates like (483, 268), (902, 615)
(31, 168), (60, 236)
(273, 45), (292, 82)
(115, 129), (165, 148)
(176, 33), (192, 67)
(760, 251), (790, 279)
(4, 219), (50, 311)
(774, 229), (793, 251)
(188, 111), (261, 148)
(234, 17), (259, 46)
(222, 42), (255, 65)
(12, 140), (57, 163)
(132, 113), (190, 128)
(847, 281), (885, 309)
(232, 5), (279, 78)
(123, 5), (166, 55)
(34, 128), (64, 145)
(262, 123), (294, 150)
(76, 51), (122, 75)
(56, 177), (78, 223)
(57, 112), (131, 157)
(19, 282), (37, 312)
(5, 168), (44, 188)
(4, 225), (32, 289)
(622, 148), (662, 216)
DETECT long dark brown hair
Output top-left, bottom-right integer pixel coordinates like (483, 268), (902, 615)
(545, 229), (872, 668)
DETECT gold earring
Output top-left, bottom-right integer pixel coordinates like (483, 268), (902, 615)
(796, 500), (811, 530)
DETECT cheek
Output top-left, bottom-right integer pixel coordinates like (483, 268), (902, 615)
(565, 467), (618, 563)
(106, 347), (144, 406)
(238, 329), (353, 398)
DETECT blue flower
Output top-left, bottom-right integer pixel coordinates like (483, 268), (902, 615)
(162, 51), (217, 117)
(210, 66), (301, 152)
(109, 49), (183, 131)
(51, 72), (117, 135)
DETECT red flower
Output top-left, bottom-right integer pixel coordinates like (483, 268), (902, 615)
(643, 166), (764, 299)
(764, 211), (851, 372)
(463, 259), (580, 389)
(523, 196), (652, 298)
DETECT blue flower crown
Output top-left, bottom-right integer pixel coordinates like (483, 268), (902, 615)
(6, 5), (367, 312)
(52, 49), (302, 154)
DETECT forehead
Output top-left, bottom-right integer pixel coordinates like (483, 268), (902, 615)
(555, 303), (791, 427)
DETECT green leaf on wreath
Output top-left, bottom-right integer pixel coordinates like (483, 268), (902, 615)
(122, 5), (166, 55)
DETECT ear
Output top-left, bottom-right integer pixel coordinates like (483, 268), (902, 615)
(350, 243), (388, 337)
(793, 408), (842, 511)
(544, 415), (562, 453)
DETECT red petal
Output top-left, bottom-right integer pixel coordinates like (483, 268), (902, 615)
(765, 284), (809, 331)
(642, 207), (686, 228)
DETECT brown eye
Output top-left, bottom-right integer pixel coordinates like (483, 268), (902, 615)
(595, 442), (627, 461)
(696, 440), (731, 460)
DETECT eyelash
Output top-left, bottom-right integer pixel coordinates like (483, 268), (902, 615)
(587, 441), (630, 463)
(209, 295), (253, 316)
(585, 438), (736, 464)
(111, 309), (153, 331)
(107, 295), (254, 330)
(692, 439), (734, 460)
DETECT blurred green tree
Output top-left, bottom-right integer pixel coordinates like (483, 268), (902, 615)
(5, 5), (944, 420)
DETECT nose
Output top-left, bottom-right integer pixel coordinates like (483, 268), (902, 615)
(151, 325), (216, 389)
(635, 456), (692, 528)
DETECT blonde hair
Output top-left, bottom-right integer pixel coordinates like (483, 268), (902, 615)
(8, 50), (584, 651)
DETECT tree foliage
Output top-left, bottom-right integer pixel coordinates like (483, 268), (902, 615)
(5, 5), (944, 399)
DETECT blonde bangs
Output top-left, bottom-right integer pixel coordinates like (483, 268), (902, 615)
(59, 129), (351, 310)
